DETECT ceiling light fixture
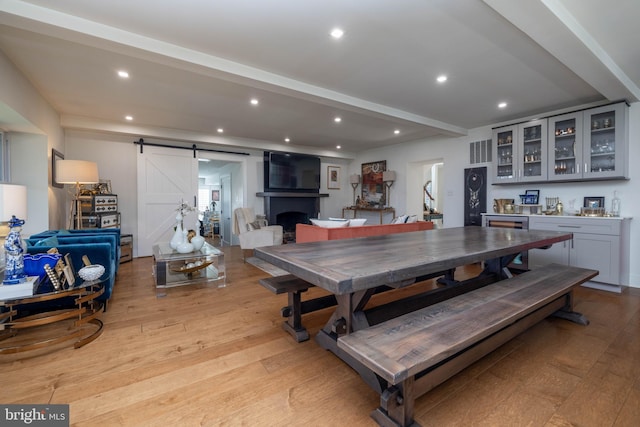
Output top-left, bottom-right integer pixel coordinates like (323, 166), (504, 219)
(284, 138), (290, 143)
(498, 102), (508, 109)
(250, 98), (259, 106)
(217, 128), (224, 133)
(334, 117), (342, 123)
(117, 70), (129, 78)
(394, 129), (400, 135)
(336, 145), (341, 149)
(125, 115), (133, 121)
(436, 75), (447, 83)
(330, 28), (344, 39)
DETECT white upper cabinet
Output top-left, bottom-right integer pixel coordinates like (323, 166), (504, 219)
(495, 102), (628, 184)
(493, 119), (547, 183)
(582, 103), (628, 180)
(548, 112), (584, 181)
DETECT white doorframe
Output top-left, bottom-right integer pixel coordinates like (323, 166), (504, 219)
(196, 152), (248, 246)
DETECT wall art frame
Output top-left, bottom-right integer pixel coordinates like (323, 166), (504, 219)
(361, 160), (386, 204)
(52, 149), (64, 188)
(327, 166), (340, 190)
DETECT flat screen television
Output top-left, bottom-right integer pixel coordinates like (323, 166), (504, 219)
(264, 151), (321, 192)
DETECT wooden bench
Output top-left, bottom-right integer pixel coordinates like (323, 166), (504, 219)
(259, 274), (315, 342)
(337, 264), (598, 427)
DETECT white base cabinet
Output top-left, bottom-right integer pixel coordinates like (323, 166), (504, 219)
(529, 216), (630, 291)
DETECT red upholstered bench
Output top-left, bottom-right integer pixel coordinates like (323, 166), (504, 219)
(295, 221), (434, 243)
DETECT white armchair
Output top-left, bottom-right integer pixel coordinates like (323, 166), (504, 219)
(233, 208), (283, 260)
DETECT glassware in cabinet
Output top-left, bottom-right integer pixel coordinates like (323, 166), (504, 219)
(493, 126), (517, 182)
(583, 103), (627, 179)
(519, 119), (547, 182)
(548, 113), (583, 181)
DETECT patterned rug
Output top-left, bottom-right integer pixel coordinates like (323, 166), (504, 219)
(246, 257), (289, 277)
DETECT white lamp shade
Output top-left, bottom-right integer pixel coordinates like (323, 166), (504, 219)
(56, 160), (99, 184)
(349, 174), (360, 184)
(383, 170), (396, 182)
(0, 183), (28, 221)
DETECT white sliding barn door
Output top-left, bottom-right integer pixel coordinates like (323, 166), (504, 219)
(137, 145), (198, 257)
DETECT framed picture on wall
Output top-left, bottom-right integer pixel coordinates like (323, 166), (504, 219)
(361, 160), (386, 204)
(52, 149), (64, 188)
(327, 166), (340, 189)
(211, 190), (220, 201)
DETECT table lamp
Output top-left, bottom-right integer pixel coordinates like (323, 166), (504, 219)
(55, 160), (99, 229)
(1, 183), (28, 284)
(349, 174), (360, 206)
(383, 170), (396, 207)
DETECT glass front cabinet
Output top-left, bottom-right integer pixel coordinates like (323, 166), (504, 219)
(548, 102), (628, 181)
(493, 119), (547, 183)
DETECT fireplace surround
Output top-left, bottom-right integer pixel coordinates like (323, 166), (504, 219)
(257, 191), (329, 241)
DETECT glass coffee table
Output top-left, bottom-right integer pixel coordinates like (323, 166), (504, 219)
(152, 242), (225, 295)
(0, 278), (105, 354)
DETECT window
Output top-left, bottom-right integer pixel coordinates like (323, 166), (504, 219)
(198, 187), (210, 212)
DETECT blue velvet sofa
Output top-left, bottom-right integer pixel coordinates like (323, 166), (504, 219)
(26, 230), (120, 302)
(29, 229), (121, 267)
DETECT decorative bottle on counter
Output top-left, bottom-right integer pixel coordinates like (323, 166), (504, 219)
(556, 200), (563, 216)
(611, 191), (621, 217)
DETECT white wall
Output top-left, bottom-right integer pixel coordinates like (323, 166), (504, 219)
(8, 132), (48, 235)
(65, 130), (138, 238)
(344, 103), (639, 287)
(0, 50), (65, 231)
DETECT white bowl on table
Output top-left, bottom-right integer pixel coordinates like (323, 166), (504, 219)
(310, 218), (350, 228)
(78, 264), (105, 281)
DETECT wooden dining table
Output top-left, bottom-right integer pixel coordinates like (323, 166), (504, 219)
(254, 226), (573, 389)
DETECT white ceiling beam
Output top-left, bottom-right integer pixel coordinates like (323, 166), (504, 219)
(483, 0), (640, 102)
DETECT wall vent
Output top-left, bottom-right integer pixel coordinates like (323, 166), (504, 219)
(469, 139), (492, 164)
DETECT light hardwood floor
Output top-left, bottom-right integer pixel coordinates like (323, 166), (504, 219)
(1, 244), (639, 426)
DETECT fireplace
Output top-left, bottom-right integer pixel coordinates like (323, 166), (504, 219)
(257, 191), (328, 242)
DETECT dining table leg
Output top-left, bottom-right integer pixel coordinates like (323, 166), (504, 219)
(316, 289), (387, 393)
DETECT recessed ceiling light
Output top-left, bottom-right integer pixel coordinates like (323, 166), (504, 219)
(217, 128), (224, 133)
(498, 102), (508, 109)
(284, 138), (290, 143)
(250, 98), (259, 106)
(336, 145), (341, 149)
(334, 117), (342, 123)
(330, 28), (344, 39)
(117, 70), (129, 78)
(436, 75), (447, 83)
(125, 115), (133, 121)
(394, 129), (400, 135)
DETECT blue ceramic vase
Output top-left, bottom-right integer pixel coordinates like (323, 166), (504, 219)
(3, 215), (26, 284)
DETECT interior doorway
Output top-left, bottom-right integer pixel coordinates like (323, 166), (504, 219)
(407, 159), (444, 227)
(197, 155), (245, 246)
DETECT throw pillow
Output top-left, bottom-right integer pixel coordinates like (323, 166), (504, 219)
(406, 215), (418, 223)
(35, 236), (59, 247)
(57, 229), (72, 234)
(247, 220), (262, 231)
(392, 215), (408, 224)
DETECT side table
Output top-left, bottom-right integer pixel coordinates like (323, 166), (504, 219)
(0, 279), (104, 354)
(342, 206), (396, 224)
(120, 233), (133, 263)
